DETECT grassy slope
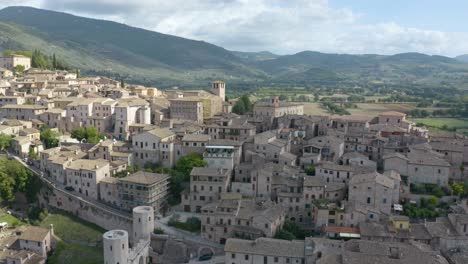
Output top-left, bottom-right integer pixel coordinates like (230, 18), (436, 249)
(40, 211), (105, 263)
(40, 212), (105, 243)
(48, 242), (103, 264)
(0, 214), (24, 226)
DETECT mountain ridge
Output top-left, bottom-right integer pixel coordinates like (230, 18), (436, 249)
(1, 6), (468, 90)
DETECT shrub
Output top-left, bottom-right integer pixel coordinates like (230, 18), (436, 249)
(154, 228), (165, 234)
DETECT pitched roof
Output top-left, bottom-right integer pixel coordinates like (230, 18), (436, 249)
(146, 128), (175, 139)
(379, 111), (406, 117)
(190, 167), (230, 177)
(120, 171), (169, 185)
(182, 134), (210, 142)
(1, 104), (47, 110)
(18, 226), (50, 242)
(67, 159), (109, 171)
(225, 238), (305, 258)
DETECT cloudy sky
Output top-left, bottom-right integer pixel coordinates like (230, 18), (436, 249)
(1, 0), (467, 56)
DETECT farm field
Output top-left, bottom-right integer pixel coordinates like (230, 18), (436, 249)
(347, 103), (416, 117)
(303, 103), (329, 115)
(410, 118), (468, 129)
(304, 102), (418, 117)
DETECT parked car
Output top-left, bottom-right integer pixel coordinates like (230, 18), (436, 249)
(198, 255), (212, 261)
(64, 186), (75, 192)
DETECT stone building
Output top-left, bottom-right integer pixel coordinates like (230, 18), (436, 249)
(1, 104), (47, 121)
(384, 145), (450, 186)
(169, 97), (204, 124)
(348, 171), (400, 216)
(224, 237), (306, 264)
(0, 54), (31, 70)
(253, 96), (304, 118)
(113, 98), (151, 140)
(181, 167), (232, 212)
(200, 194), (284, 244)
(65, 159), (111, 200)
(132, 127), (176, 167)
(116, 171), (170, 212)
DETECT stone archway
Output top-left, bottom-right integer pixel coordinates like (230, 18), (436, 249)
(198, 247), (214, 257)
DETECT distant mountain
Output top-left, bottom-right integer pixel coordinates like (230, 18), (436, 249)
(255, 51), (468, 88)
(1, 6), (468, 90)
(455, 54), (468, 64)
(231, 51), (280, 62)
(0, 6), (265, 87)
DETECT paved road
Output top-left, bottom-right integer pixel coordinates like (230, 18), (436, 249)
(8, 152), (224, 250)
(155, 214), (223, 249)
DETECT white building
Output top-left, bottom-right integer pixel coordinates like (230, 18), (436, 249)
(0, 55), (31, 70)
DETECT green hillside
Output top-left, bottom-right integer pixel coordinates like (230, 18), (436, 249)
(0, 6), (265, 88)
(1, 6), (468, 91)
(255, 51), (468, 89)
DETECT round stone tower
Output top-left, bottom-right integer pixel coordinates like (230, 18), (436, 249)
(132, 206), (154, 243)
(103, 230), (129, 264)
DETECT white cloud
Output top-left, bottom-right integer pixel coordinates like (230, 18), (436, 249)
(1, 0), (468, 56)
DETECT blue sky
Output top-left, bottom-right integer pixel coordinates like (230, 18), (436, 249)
(330, 0), (467, 32)
(1, 0), (467, 56)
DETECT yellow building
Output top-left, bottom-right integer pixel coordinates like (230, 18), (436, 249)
(390, 215), (410, 230)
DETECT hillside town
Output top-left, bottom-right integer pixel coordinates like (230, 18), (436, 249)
(0, 55), (468, 264)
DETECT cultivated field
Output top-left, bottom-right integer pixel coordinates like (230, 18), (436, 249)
(348, 103), (416, 117)
(304, 102), (417, 117)
(303, 103), (329, 115)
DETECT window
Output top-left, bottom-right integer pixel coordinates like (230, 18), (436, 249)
(232, 254), (236, 259)
(367, 197), (371, 204)
(245, 255), (249, 260)
(274, 257), (279, 262)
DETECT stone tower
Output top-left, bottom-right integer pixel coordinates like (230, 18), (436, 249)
(103, 230), (129, 264)
(212, 81), (226, 102)
(132, 206), (154, 243)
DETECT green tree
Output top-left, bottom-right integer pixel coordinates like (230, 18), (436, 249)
(28, 147), (39, 160)
(71, 127), (104, 144)
(13, 65), (25, 75)
(240, 95), (253, 112)
(174, 154), (206, 180)
(305, 165), (316, 176)
(428, 196), (439, 207)
(0, 172), (15, 201)
(232, 99), (246, 115)
(40, 127), (59, 149)
(0, 133), (12, 150)
(274, 229), (295, 240)
(452, 182), (464, 197)
(279, 95), (287, 101)
(120, 79), (125, 88)
(52, 53), (57, 69)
